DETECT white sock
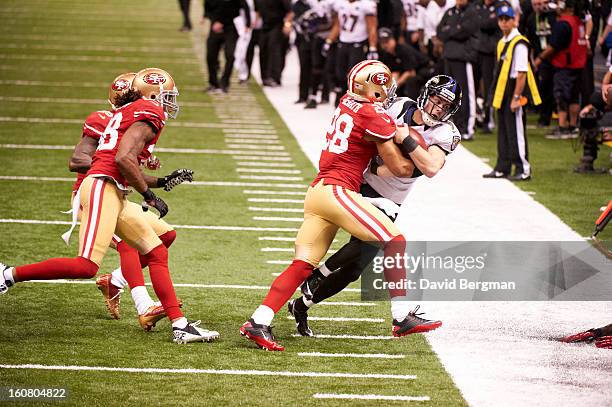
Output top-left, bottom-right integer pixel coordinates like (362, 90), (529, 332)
(302, 297), (314, 308)
(110, 268), (128, 289)
(319, 263), (332, 277)
(131, 286), (155, 315)
(390, 297), (410, 321)
(251, 305), (274, 326)
(3, 267), (15, 285)
(171, 317), (188, 329)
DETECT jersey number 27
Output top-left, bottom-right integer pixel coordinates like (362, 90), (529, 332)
(325, 107), (354, 154)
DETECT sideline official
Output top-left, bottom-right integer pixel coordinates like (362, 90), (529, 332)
(484, 5), (541, 181)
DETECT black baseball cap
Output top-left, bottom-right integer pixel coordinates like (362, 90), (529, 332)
(378, 28), (393, 42)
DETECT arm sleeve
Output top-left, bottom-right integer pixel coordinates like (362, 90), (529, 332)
(512, 43), (529, 73)
(436, 11), (451, 41)
(82, 112), (107, 139)
(428, 123), (461, 154)
(132, 103), (165, 132)
(364, 0), (377, 16)
(363, 107), (397, 140)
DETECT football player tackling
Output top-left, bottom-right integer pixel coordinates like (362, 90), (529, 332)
(241, 60), (435, 351)
(289, 75), (462, 337)
(0, 68), (218, 344)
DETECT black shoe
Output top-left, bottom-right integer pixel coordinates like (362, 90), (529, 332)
(304, 98), (317, 109)
(206, 86), (222, 94)
(239, 319), (285, 351)
(221, 87), (229, 94)
(300, 268), (325, 300)
(508, 172), (531, 181)
(287, 299), (313, 337)
(392, 305), (442, 337)
(294, 98), (306, 104)
(482, 170), (508, 179)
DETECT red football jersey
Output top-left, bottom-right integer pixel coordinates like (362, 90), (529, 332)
(313, 94), (396, 191)
(87, 98), (166, 190)
(72, 110), (112, 192)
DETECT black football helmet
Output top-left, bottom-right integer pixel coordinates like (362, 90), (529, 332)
(417, 75), (461, 126)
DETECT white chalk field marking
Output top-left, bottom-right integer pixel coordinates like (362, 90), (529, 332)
(253, 216), (303, 222)
(0, 219), (298, 233)
(293, 334), (395, 340)
(0, 43), (193, 54)
(240, 175), (303, 181)
(243, 190), (306, 196)
(224, 133), (279, 139)
(259, 236), (296, 241)
(237, 168), (300, 174)
(227, 144), (286, 151)
(0, 176), (307, 189)
(287, 316), (382, 322)
(0, 54), (199, 64)
(266, 260), (292, 265)
(0, 96), (214, 108)
(313, 393), (429, 401)
(237, 162), (296, 168)
(0, 33), (189, 45)
(317, 302), (376, 307)
(249, 198), (304, 203)
(232, 155), (292, 161)
(299, 352), (404, 359)
(226, 138), (280, 145)
(223, 128), (277, 134)
(249, 207), (303, 213)
(271, 272), (281, 276)
(0, 364), (416, 380)
(221, 119), (270, 125)
(261, 247), (293, 252)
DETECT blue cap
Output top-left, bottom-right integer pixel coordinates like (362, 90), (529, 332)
(497, 4), (515, 18)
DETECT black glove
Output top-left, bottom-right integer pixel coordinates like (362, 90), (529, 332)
(157, 168), (194, 192)
(366, 48), (379, 60)
(141, 189), (169, 218)
(369, 156), (382, 175)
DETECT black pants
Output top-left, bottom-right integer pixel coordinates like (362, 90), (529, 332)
(536, 61), (555, 126)
(311, 184), (398, 305)
(335, 41), (366, 93)
(478, 52), (495, 129)
(246, 29), (261, 80)
(178, 0), (191, 29)
(297, 35), (325, 100)
(495, 94), (530, 176)
(444, 59), (475, 137)
(206, 27), (238, 89)
(259, 26), (285, 83)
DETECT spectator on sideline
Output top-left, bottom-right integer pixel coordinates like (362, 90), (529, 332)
(204, 0), (245, 93)
(255, 0), (292, 87)
(475, 0), (504, 133)
(178, 0), (192, 32)
(484, 4), (540, 181)
(402, 0), (425, 47)
(525, 0), (556, 127)
(234, 0), (255, 84)
(534, 0), (588, 138)
(423, 0), (455, 74)
(378, 27), (429, 99)
(437, 0), (479, 140)
(378, 0), (406, 39)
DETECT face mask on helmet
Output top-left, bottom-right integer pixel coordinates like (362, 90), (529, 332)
(159, 87), (180, 119)
(417, 75), (461, 126)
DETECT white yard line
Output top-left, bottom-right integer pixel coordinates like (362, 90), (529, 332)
(224, 133), (279, 139)
(237, 162), (296, 168)
(261, 247), (293, 252)
(0, 43), (193, 54)
(313, 393), (429, 402)
(232, 155), (292, 162)
(226, 138), (281, 145)
(299, 352), (404, 359)
(249, 207), (303, 213)
(237, 168), (300, 174)
(292, 334), (394, 340)
(259, 237), (296, 241)
(253, 216), (303, 222)
(239, 175), (303, 181)
(227, 144), (286, 151)
(0, 96), (214, 108)
(222, 129), (276, 134)
(317, 302), (376, 307)
(266, 260), (292, 265)
(0, 54), (199, 64)
(243, 190), (306, 195)
(249, 198), (304, 203)
(0, 364), (415, 380)
(287, 317), (383, 322)
(0, 219), (298, 233)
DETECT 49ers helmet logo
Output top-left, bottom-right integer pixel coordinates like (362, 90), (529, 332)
(111, 79), (130, 91)
(371, 72), (390, 86)
(143, 72), (167, 85)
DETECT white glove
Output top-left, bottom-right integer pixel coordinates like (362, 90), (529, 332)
(364, 197), (400, 218)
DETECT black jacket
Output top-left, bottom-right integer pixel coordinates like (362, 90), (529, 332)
(204, 0), (242, 27)
(525, 11), (556, 56)
(475, 0), (503, 55)
(437, 3), (479, 62)
(255, 0), (291, 31)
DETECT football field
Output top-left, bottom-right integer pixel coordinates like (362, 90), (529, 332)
(0, 1), (468, 405)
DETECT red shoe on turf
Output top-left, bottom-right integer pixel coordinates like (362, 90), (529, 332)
(392, 305), (442, 337)
(240, 319), (285, 351)
(559, 329), (597, 343)
(95, 274), (122, 320)
(595, 336), (612, 349)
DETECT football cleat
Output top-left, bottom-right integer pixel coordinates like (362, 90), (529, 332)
(300, 268), (325, 301)
(392, 305), (442, 337)
(596, 336), (612, 349)
(95, 274), (123, 320)
(288, 299), (313, 337)
(173, 320), (219, 344)
(139, 299), (184, 331)
(240, 319), (285, 351)
(0, 262), (13, 295)
(559, 329), (598, 343)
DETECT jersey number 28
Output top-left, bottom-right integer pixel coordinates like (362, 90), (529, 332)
(325, 107), (354, 154)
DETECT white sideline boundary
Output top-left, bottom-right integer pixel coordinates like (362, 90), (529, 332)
(313, 393), (429, 402)
(0, 364), (416, 380)
(261, 48), (612, 407)
(299, 352), (404, 359)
